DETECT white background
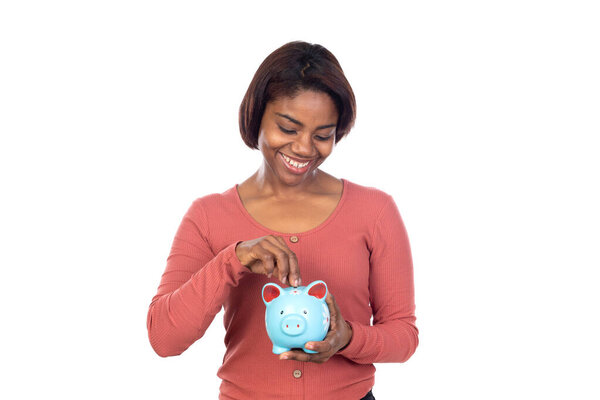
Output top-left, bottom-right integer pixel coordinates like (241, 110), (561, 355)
(1, 1), (599, 399)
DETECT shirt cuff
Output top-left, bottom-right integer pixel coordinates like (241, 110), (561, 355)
(225, 240), (252, 284)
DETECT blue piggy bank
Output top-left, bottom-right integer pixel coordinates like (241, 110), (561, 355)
(262, 280), (330, 354)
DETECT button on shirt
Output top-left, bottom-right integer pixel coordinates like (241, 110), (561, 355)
(290, 235), (298, 243)
(293, 369), (302, 378)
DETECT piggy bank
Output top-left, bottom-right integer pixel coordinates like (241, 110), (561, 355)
(262, 280), (330, 354)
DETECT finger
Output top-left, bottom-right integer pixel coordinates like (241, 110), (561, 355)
(304, 340), (333, 354)
(326, 292), (344, 331)
(325, 293), (337, 324)
(261, 238), (291, 285)
(272, 236), (301, 286)
(253, 244), (276, 278)
(307, 330), (342, 357)
(273, 236), (302, 287)
(277, 236), (302, 287)
(280, 350), (314, 363)
(268, 236), (294, 285)
(287, 249), (301, 287)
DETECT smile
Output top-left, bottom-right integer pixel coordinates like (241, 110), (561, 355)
(282, 154), (311, 168)
(279, 153), (314, 173)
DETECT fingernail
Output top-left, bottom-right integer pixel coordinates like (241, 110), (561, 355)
(306, 344), (313, 349)
(282, 276), (287, 284)
(293, 279), (298, 287)
(280, 354), (289, 360)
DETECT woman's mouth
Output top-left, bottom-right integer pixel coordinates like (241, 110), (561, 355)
(279, 153), (314, 174)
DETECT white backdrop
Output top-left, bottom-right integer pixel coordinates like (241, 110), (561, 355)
(1, 1), (599, 399)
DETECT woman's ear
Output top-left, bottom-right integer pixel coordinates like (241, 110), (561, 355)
(262, 283), (283, 305)
(305, 280), (327, 300)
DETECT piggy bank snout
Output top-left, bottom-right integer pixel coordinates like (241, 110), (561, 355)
(281, 315), (306, 336)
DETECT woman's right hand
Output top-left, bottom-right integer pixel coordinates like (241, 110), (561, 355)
(235, 235), (301, 287)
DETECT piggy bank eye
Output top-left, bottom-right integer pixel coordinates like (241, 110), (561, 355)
(303, 309), (308, 315)
(280, 310), (284, 315)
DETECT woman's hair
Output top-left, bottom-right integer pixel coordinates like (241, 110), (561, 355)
(239, 41), (356, 149)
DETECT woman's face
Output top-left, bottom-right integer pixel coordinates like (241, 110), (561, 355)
(257, 89), (339, 185)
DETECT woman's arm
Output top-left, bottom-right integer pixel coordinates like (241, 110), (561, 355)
(337, 194), (419, 364)
(146, 200), (250, 357)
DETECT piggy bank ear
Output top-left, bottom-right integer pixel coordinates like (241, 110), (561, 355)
(262, 283), (282, 305)
(306, 280), (327, 300)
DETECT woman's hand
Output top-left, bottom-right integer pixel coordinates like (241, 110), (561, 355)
(279, 291), (353, 363)
(235, 235), (301, 287)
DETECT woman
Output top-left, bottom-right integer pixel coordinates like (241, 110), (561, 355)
(146, 41), (418, 400)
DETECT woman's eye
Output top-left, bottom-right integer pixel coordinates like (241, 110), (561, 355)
(278, 126), (296, 134)
(279, 126), (332, 141)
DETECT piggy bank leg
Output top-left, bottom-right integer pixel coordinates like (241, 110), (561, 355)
(272, 344), (290, 354)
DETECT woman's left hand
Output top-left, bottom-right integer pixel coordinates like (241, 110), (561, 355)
(279, 291), (353, 364)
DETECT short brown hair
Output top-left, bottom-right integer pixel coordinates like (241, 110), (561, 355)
(239, 41), (357, 149)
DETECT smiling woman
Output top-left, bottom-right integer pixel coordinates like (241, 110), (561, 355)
(239, 41), (356, 150)
(258, 90), (338, 179)
(147, 41), (418, 400)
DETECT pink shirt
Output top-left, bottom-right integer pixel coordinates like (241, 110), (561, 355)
(146, 178), (418, 399)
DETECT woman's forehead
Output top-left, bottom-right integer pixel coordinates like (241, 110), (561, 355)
(268, 90), (338, 122)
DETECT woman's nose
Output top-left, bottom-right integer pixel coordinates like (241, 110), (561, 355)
(291, 132), (316, 156)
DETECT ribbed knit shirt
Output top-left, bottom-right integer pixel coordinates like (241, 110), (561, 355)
(146, 178), (418, 400)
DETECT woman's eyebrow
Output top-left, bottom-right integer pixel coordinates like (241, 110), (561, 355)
(275, 112), (336, 130)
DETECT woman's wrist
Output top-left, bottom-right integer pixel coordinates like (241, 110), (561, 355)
(338, 320), (353, 351)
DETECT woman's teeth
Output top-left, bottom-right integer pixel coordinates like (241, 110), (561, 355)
(282, 154), (310, 168)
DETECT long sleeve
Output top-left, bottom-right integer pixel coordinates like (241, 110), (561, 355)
(337, 194), (419, 363)
(146, 199), (250, 357)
